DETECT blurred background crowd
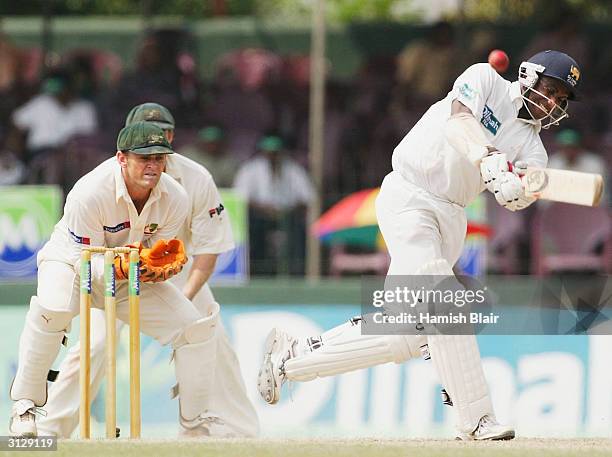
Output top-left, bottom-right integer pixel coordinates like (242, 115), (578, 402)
(0, 0), (610, 277)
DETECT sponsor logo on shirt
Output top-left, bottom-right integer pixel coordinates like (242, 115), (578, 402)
(458, 83), (477, 101)
(481, 105), (501, 135)
(208, 204), (225, 218)
(103, 221), (131, 233)
(144, 223), (159, 235)
(68, 228), (90, 245)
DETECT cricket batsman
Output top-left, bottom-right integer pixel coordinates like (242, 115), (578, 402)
(10, 122), (222, 437)
(258, 50), (581, 440)
(36, 103), (259, 438)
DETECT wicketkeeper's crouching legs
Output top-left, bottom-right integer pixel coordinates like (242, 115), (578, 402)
(36, 312), (121, 437)
(180, 282), (259, 437)
(171, 301), (220, 434)
(11, 273), (228, 438)
(38, 282), (258, 438)
(37, 308), (222, 438)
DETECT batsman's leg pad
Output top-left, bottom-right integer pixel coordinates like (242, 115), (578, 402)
(413, 259), (494, 433)
(172, 303), (219, 422)
(10, 297), (70, 406)
(284, 318), (426, 382)
(428, 334), (493, 433)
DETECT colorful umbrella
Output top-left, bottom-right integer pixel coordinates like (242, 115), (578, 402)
(312, 188), (491, 249)
(313, 188), (381, 248)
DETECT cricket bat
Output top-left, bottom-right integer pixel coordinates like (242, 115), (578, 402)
(522, 167), (604, 207)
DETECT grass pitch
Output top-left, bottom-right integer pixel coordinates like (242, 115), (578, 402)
(5, 438), (612, 457)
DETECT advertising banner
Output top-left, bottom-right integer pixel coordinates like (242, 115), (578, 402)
(210, 189), (249, 283)
(1, 303), (610, 438)
(0, 185), (62, 280)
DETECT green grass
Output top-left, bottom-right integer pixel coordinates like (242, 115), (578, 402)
(5, 438), (612, 457)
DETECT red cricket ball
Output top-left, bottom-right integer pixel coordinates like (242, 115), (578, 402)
(488, 49), (510, 73)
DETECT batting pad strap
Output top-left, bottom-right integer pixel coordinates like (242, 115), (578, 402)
(283, 319), (425, 382)
(47, 370), (59, 382)
(428, 335), (493, 433)
(444, 112), (492, 167)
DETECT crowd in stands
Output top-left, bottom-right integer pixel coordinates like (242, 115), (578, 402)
(0, 12), (610, 276)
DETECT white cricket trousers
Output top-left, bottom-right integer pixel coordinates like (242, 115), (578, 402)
(375, 171), (494, 433)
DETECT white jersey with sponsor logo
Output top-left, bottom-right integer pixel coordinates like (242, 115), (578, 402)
(51, 153), (235, 259)
(164, 153), (234, 256)
(392, 63), (548, 207)
(38, 160), (189, 273)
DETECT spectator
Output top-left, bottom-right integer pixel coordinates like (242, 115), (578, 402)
(108, 30), (199, 131)
(465, 28), (501, 67)
(0, 33), (20, 93)
(0, 34), (23, 146)
(0, 150), (25, 185)
(521, 5), (591, 84)
(205, 49), (278, 160)
(234, 134), (314, 276)
(8, 68), (98, 185)
(548, 128), (607, 176)
(178, 126), (238, 188)
(395, 21), (460, 105)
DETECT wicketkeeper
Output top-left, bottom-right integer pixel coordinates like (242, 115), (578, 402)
(10, 122), (221, 437)
(36, 103), (259, 438)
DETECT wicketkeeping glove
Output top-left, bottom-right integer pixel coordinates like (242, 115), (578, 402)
(113, 243), (143, 281)
(138, 239), (187, 283)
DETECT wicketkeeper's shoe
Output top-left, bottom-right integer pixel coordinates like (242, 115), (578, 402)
(9, 399), (39, 437)
(257, 328), (297, 405)
(456, 415), (515, 441)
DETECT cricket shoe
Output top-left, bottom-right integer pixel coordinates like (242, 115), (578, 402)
(456, 415), (515, 441)
(9, 399), (41, 437)
(257, 328), (297, 405)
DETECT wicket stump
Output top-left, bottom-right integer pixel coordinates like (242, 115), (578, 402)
(79, 246), (141, 439)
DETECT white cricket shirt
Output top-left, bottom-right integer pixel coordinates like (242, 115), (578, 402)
(233, 156), (314, 210)
(164, 154), (235, 256)
(83, 154), (235, 257)
(38, 160), (189, 277)
(392, 63), (548, 207)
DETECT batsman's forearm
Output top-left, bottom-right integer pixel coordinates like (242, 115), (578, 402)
(182, 254), (218, 301)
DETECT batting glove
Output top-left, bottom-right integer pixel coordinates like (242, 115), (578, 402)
(509, 160), (529, 177)
(480, 152), (509, 192)
(492, 171), (536, 212)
